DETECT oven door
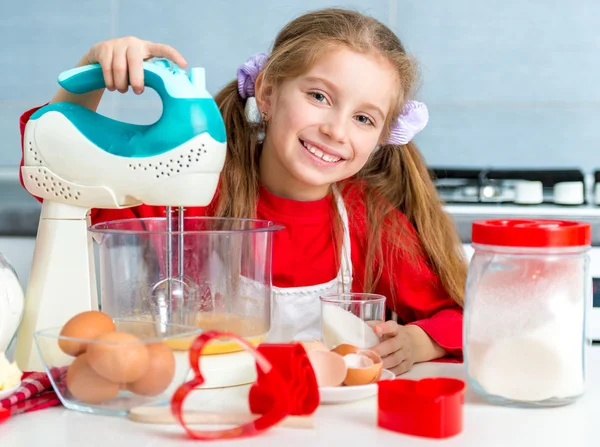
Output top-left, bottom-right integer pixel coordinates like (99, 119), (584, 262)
(462, 244), (600, 342)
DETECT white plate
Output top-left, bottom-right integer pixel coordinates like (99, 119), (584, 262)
(319, 369), (395, 404)
(0, 383), (20, 400)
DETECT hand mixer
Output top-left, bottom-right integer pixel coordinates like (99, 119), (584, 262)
(14, 59), (227, 371)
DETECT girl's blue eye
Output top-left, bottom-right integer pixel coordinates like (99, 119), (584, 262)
(356, 115), (373, 126)
(310, 92), (327, 103)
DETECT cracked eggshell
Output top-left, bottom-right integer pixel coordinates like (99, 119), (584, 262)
(307, 350), (348, 387)
(300, 340), (329, 352)
(331, 343), (359, 357)
(343, 350), (383, 386)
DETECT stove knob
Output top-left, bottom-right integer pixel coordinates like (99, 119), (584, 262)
(514, 180), (543, 205)
(461, 186), (479, 197)
(554, 181), (584, 205)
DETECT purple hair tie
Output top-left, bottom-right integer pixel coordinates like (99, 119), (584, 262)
(383, 100), (429, 146)
(237, 52), (268, 99)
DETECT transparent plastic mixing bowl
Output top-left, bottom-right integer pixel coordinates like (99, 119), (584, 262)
(89, 217), (283, 354)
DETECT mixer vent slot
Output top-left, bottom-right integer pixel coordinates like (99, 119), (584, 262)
(127, 146), (207, 179)
(29, 169), (81, 201)
(27, 140), (43, 164)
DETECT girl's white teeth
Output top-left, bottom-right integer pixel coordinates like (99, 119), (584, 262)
(302, 141), (341, 163)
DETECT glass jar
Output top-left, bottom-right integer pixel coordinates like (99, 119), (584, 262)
(464, 218), (591, 407)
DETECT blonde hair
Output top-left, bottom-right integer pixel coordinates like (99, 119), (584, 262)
(214, 8), (467, 306)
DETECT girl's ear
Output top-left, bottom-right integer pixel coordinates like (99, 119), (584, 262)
(255, 72), (273, 119)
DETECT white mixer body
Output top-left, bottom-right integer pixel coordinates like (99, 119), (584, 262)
(22, 112), (226, 209)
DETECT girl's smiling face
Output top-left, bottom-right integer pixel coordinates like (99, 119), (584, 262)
(258, 46), (400, 201)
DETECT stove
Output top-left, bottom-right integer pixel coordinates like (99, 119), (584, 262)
(431, 167), (600, 342)
(431, 167), (590, 205)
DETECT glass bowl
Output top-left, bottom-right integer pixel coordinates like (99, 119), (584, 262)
(33, 319), (201, 417)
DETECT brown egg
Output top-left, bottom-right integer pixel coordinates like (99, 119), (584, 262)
(331, 343), (359, 357)
(87, 332), (150, 383)
(59, 311), (116, 356)
(66, 353), (119, 404)
(126, 342), (176, 396)
(307, 350), (347, 387)
(343, 350), (383, 386)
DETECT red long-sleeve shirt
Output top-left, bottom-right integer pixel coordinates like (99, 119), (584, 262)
(19, 105), (463, 359)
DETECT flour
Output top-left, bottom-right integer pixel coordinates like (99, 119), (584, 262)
(321, 304), (380, 349)
(466, 257), (586, 402)
(467, 310), (584, 401)
(0, 350), (22, 391)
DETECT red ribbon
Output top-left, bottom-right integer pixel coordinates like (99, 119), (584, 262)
(249, 343), (319, 416)
(170, 331), (319, 440)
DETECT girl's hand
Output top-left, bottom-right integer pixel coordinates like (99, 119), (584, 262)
(369, 320), (448, 375)
(369, 320), (415, 375)
(82, 36), (188, 95)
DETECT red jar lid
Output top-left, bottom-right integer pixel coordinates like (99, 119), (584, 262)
(472, 219), (591, 247)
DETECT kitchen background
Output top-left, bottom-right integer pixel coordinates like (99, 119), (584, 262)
(1, 0), (599, 291)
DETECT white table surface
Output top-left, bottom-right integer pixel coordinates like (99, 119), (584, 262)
(2, 347), (599, 447)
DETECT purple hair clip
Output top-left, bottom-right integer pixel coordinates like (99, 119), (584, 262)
(383, 101), (429, 146)
(237, 53), (268, 125)
(237, 52), (429, 143)
(237, 52), (268, 99)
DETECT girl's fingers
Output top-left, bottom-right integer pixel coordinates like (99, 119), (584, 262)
(111, 44), (129, 93)
(147, 42), (188, 67)
(96, 47), (115, 92)
(126, 45), (145, 94)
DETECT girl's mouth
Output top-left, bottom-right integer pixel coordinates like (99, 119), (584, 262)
(300, 139), (343, 164)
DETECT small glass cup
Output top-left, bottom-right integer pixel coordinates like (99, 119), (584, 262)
(319, 293), (386, 349)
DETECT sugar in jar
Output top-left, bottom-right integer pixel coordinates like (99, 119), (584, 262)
(464, 219), (591, 407)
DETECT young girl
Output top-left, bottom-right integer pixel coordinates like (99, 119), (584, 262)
(18, 8), (467, 375)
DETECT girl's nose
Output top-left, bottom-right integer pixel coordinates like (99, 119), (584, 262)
(319, 114), (348, 143)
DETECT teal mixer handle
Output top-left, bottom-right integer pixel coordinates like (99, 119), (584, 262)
(31, 59), (226, 158)
(58, 59), (211, 99)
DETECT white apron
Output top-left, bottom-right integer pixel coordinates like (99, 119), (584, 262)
(265, 190), (353, 342)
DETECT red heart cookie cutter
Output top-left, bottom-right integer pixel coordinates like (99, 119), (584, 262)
(377, 377), (465, 439)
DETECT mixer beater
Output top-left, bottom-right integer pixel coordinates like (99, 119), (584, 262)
(157, 205), (188, 332)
